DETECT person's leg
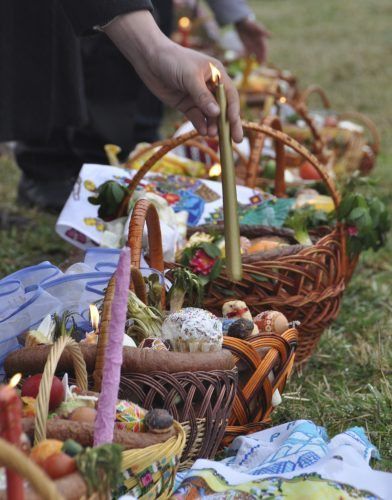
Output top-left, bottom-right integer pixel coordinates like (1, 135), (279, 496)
(16, 129), (82, 211)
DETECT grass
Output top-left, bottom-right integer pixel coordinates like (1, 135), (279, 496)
(0, 0), (391, 470)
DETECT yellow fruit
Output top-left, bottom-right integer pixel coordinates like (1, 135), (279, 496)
(30, 439), (64, 465)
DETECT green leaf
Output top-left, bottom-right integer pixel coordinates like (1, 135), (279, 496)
(199, 242), (222, 259)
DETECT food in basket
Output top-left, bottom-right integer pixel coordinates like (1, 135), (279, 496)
(69, 406), (97, 424)
(300, 160), (322, 180)
(254, 311), (289, 335)
(246, 237), (286, 255)
(227, 318), (255, 340)
(138, 337), (171, 351)
(21, 374), (64, 411)
(222, 300), (259, 335)
(162, 307), (223, 352)
(145, 409), (174, 434)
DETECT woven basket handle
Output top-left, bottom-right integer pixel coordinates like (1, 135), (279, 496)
(127, 198), (165, 308)
(246, 116), (285, 192)
(125, 137), (220, 170)
(0, 438), (62, 499)
(298, 85), (331, 109)
(34, 336), (88, 444)
(124, 123), (340, 209)
(337, 111), (380, 154)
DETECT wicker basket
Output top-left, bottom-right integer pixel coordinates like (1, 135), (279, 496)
(222, 329), (297, 445)
(125, 198), (297, 449)
(31, 335), (186, 499)
(297, 86), (380, 174)
(0, 437), (63, 500)
(104, 199), (237, 469)
(121, 122), (350, 365)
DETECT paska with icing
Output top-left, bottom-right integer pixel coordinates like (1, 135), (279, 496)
(162, 307), (223, 353)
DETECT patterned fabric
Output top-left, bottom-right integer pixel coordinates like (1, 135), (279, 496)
(173, 420), (391, 500)
(56, 164), (293, 255)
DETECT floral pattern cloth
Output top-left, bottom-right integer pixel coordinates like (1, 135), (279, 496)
(56, 164), (294, 257)
(173, 420), (391, 499)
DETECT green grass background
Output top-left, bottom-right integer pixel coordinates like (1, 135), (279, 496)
(0, 0), (391, 470)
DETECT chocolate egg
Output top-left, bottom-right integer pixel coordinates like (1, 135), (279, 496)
(227, 319), (255, 340)
(145, 409), (174, 434)
(254, 311), (289, 335)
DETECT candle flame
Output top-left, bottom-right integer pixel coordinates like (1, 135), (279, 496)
(178, 17), (191, 30)
(9, 373), (22, 388)
(209, 63), (221, 84)
(89, 304), (100, 332)
(279, 96), (287, 104)
(209, 163), (222, 177)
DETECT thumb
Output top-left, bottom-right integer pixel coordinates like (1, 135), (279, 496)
(187, 77), (220, 118)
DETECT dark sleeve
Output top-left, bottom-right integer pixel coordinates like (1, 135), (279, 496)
(59, 0), (153, 36)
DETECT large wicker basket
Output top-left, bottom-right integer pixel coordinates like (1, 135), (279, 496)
(122, 122), (350, 365)
(31, 335), (186, 499)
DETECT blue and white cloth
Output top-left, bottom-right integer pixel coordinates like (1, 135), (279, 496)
(174, 420), (392, 499)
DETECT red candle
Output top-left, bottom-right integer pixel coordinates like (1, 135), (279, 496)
(0, 374), (24, 500)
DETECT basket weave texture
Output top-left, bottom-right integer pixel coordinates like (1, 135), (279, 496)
(124, 198), (297, 449)
(123, 122), (349, 364)
(112, 198), (238, 468)
(34, 336), (185, 499)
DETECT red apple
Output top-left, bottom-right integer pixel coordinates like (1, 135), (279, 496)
(299, 161), (322, 180)
(21, 374), (65, 411)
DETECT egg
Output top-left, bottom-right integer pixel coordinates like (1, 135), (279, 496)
(254, 311), (289, 335)
(69, 406), (97, 424)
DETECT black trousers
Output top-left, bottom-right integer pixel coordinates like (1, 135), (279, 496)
(16, 0), (173, 184)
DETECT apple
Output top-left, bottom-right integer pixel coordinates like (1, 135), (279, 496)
(21, 374), (65, 411)
(299, 161), (322, 180)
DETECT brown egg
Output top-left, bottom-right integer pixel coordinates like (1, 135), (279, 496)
(69, 406), (97, 424)
(254, 311), (289, 335)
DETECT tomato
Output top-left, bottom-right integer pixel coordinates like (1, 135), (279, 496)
(41, 452), (77, 479)
(21, 374), (65, 411)
(299, 161), (322, 180)
(30, 439), (64, 465)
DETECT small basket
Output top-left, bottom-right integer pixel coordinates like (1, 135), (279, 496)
(124, 198), (297, 450)
(222, 328), (297, 445)
(99, 199), (237, 468)
(297, 86), (380, 174)
(32, 335), (186, 499)
(121, 122), (351, 365)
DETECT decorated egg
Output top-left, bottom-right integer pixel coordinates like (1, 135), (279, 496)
(254, 311), (289, 335)
(138, 337), (171, 351)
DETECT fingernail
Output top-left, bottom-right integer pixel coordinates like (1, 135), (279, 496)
(206, 102), (220, 115)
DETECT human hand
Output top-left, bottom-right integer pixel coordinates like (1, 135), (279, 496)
(104, 11), (243, 142)
(235, 18), (271, 64)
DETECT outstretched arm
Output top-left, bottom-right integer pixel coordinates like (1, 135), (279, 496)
(103, 10), (243, 142)
(206, 0), (270, 63)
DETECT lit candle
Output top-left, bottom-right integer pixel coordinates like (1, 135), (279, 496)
(240, 57), (254, 90)
(94, 247), (130, 446)
(209, 63), (243, 282)
(83, 304), (100, 344)
(0, 373), (23, 500)
(178, 17), (191, 47)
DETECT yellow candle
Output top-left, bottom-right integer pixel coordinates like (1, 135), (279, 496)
(210, 64), (243, 282)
